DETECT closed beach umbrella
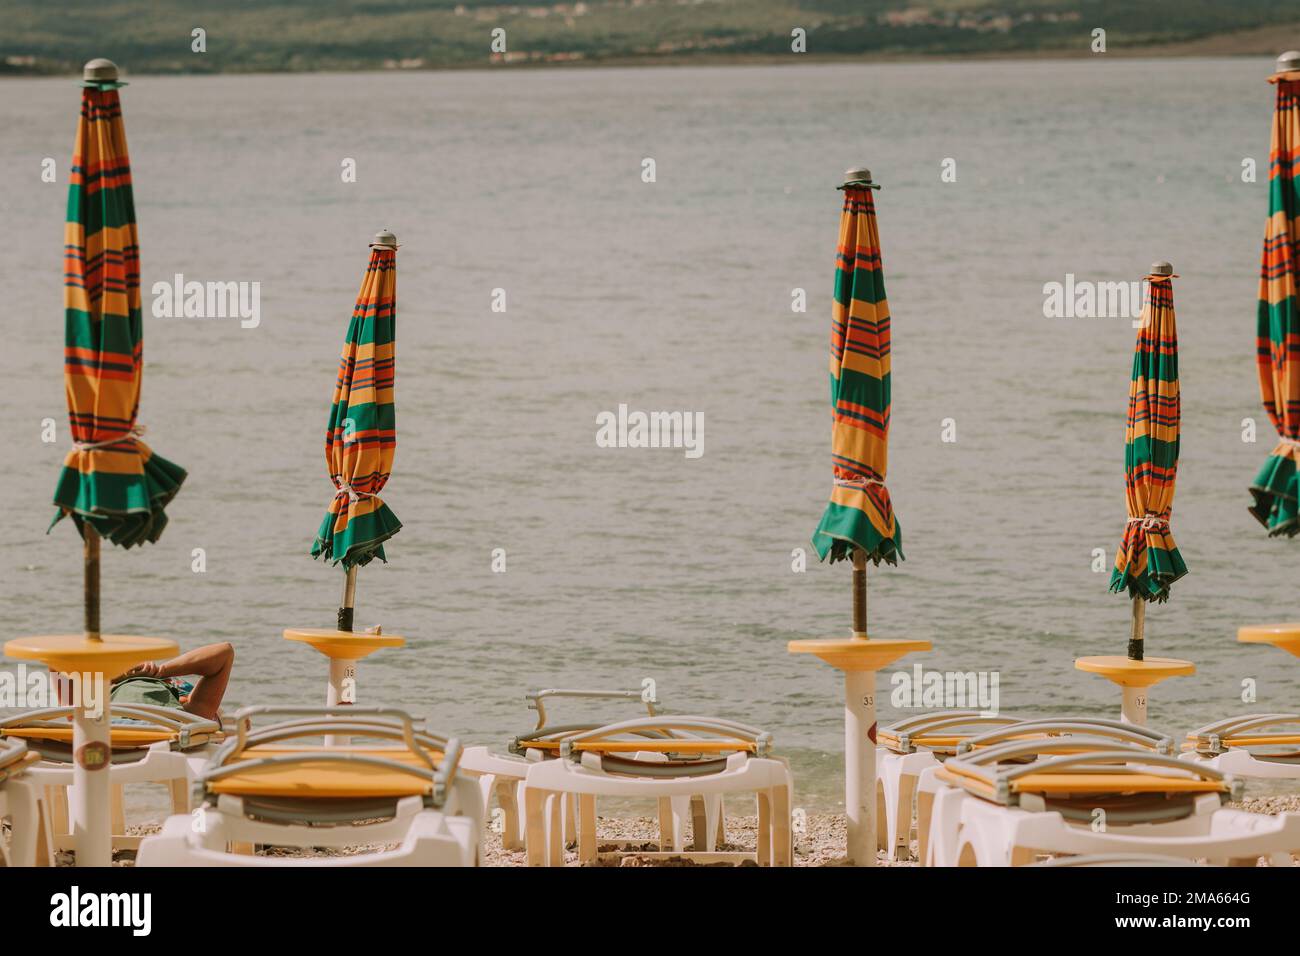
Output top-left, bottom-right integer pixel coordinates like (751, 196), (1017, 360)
(53, 58), (186, 633)
(812, 168), (901, 636)
(1249, 52), (1300, 536)
(8, 57), (183, 868)
(311, 233), (401, 630)
(1110, 264), (1186, 660)
(788, 167), (931, 867)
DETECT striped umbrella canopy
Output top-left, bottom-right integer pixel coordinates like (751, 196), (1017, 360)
(311, 240), (401, 571)
(52, 63), (185, 550)
(812, 171), (901, 568)
(1109, 269), (1187, 608)
(1249, 63), (1300, 536)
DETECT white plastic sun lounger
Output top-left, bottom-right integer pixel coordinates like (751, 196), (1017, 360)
(0, 704), (221, 854)
(1182, 714), (1300, 779)
(928, 737), (1300, 867)
(522, 716), (792, 866)
(459, 687), (660, 851)
(507, 708), (754, 862)
(885, 715), (1173, 864)
(876, 711), (1022, 860)
(137, 706), (481, 867)
(0, 737), (54, 866)
(918, 719), (1179, 866)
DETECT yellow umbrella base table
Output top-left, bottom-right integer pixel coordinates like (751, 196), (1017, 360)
(788, 637), (930, 867)
(1238, 623), (1300, 659)
(1074, 655), (1195, 726)
(5, 634), (177, 681)
(282, 628), (405, 745)
(3, 633), (177, 867)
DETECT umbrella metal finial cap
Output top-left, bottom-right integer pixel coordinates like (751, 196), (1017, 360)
(1150, 260), (1173, 276)
(1277, 51), (1300, 75)
(843, 166), (873, 185)
(83, 58), (119, 83)
(370, 230), (398, 250)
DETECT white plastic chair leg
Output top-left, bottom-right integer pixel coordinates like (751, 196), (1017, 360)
(927, 785), (967, 867)
(771, 784), (792, 866)
(524, 787), (549, 866)
(578, 793), (598, 863)
(889, 771), (919, 860)
(492, 778), (523, 850)
(3, 778), (52, 867)
(703, 793), (723, 851)
(563, 792), (577, 847)
(547, 792), (564, 865)
(668, 795), (690, 851)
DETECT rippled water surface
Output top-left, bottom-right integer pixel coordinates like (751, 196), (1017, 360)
(1, 58), (1294, 810)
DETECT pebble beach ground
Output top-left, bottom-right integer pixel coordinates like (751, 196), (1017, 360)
(59, 794), (1299, 866)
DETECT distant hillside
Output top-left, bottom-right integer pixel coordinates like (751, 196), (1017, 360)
(1, 0), (1296, 76)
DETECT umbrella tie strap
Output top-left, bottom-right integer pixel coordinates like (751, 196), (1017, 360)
(1128, 515), (1170, 532)
(339, 485), (376, 504)
(73, 424), (146, 451)
(1276, 436), (1300, 451)
(834, 475), (885, 489)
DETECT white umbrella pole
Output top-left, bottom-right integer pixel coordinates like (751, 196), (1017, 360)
(325, 658), (355, 746)
(326, 658), (355, 708)
(72, 528), (111, 865)
(1120, 686), (1147, 726)
(71, 674), (111, 866)
(843, 668), (877, 866)
(844, 548), (876, 865)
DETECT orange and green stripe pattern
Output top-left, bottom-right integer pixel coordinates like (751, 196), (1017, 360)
(1249, 73), (1300, 536)
(51, 79), (185, 547)
(1110, 275), (1186, 602)
(812, 184), (901, 565)
(311, 247), (401, 569)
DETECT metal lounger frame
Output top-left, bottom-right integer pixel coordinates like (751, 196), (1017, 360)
(557, 716), (772, 760)
(510, 722), (678, 757)
(1186, 713), (1300, 757)
(202, 706), (461, 810)
(0, 704), (220, 751)
(944, 739), (1243, 807)
(879, 711), (1022, 754)
(526, 687), (660, 732)
(957, 718), (1174, 756)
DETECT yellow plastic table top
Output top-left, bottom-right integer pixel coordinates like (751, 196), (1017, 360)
(788, 637), (931, 672)
(1074, 655), (1195, 687)
(282, 628), (405, 661)
(1238, 623), (1300, 658)
(4, 634), (178, 681)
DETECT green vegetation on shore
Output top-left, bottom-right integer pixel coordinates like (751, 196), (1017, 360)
(0, 0), (1295, 76)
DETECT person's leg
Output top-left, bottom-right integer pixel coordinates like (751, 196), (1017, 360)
(153, 643), (235, 721)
